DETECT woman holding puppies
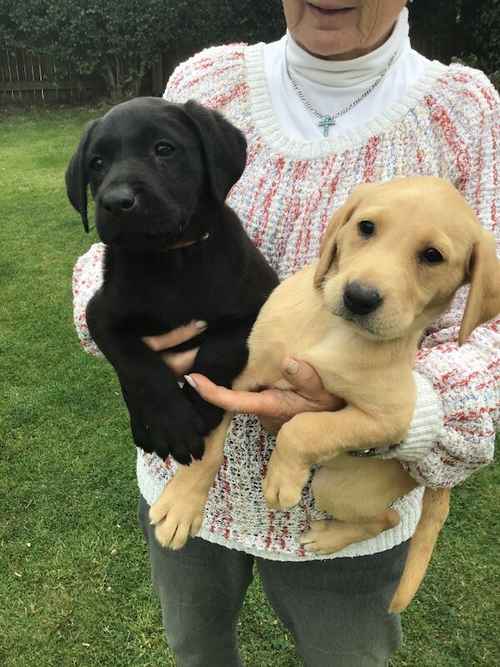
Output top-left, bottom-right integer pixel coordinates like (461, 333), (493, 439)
(73, 1), (499, 665)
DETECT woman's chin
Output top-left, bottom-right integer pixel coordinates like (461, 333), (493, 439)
(293, 29), (364, 60)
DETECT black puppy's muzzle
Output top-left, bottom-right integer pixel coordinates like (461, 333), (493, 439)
(343, 281), (383, 316)
(95, 177), (186, 248)
(100, 185), (137, 215)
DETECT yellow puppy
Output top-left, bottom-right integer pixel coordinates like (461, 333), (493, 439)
(150, 176), (500, 612)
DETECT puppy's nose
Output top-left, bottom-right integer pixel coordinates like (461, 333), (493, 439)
(343, 281), (383, 316)
(101, 186), (137, 214)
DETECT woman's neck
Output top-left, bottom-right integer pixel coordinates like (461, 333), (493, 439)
(286, 7), (410, 88)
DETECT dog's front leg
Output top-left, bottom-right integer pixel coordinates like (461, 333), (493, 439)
(263, 406), (407, 510)
(182, 321), (254, 428)
(149, 413), (233, 549)
(87, 298), (206, 464)
(149, 325), (254, 550)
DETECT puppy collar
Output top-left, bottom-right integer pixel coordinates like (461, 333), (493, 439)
(165, 231), (210, 250)
(348, 443), (400, 458)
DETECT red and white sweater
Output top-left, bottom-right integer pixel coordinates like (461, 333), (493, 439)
(73, 40), (499, 560)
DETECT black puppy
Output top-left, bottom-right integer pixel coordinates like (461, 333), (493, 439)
(66, 97), (278, 464)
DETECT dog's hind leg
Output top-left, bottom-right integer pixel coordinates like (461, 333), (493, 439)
(389, 487), (450, 612)
(150, 412), (233, 550)
(300, 510), (401, 556)
(300, 457), (417, 555)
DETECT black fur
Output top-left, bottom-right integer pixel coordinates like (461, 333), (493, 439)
(67, 97), (278, 464)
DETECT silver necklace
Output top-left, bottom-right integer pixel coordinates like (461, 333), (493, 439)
(285, 42), (398, 138)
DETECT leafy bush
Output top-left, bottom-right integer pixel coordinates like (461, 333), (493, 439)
(0, 0), (284, 100)
(1, 1), (179, 98)
(1, 0), (498, 99)
(409, 0), (500, 85)
(462, 0), (500, 87)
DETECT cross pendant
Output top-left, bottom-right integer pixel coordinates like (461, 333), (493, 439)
(318, 115), (335, 137)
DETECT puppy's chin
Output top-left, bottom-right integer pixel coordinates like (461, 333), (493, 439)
(331, 301), (413, 341)
(95, 211), (189, 249)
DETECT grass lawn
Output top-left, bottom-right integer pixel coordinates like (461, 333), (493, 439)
(0, 107), (498, 666)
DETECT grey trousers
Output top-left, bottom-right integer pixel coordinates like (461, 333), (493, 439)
(139, 496), (408, 667)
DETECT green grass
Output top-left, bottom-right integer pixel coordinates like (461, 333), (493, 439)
(1, 107), (499, 666)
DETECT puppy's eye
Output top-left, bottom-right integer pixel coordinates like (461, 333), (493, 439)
(155, 141), (176, 157)
(89, 156), (105, 172)
(358, 220), (376, 238)
(420, 247), (444, 264)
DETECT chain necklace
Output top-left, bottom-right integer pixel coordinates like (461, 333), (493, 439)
(285, 41), (398, 138)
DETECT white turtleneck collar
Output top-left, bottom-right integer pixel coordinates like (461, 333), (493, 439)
(261, 7), (432, 141)
(286, 6), (410, 88)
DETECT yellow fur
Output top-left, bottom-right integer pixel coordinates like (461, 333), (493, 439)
(151, 176), (500, 611)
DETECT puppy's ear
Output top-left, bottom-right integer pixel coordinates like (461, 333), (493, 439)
(183, 100), (247, 203)
(459, 228), (500, 344)
(65, 119), (100, 233)
(313, 199), (357, 288)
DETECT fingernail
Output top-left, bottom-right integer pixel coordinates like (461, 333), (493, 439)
(195, 320), (207, 329)
(285, 359), (299, 375)
(184, 374), (198, 389)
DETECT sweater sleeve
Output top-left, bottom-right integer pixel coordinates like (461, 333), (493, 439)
(162, 43), (247, 107)
(72, 242), (106, 358)
(385, 68), (500, 487)
(406, 321), (499, 488)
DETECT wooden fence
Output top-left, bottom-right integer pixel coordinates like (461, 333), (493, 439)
(0, 48), (180, 104)
(0, 49), (104, 104)
(1, 39), (497, 106)
(0, 47), (195, 104)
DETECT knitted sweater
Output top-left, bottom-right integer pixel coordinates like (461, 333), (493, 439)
(72, 42), (499, 561)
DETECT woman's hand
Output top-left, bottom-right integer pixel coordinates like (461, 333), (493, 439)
(185, 358), (345, 434)
(143, 320), (206, 376)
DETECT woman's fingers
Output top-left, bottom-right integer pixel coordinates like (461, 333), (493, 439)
(259, 416), (285, 435)
(282, 358), (345, 410)
(161, 348), (199, 376)
(185, 374), (287, 417)
(186, 364), (345, 420)
(281, 358), (326, 398)
(143, 320), (205, 377)
(143, 320), (207, 352)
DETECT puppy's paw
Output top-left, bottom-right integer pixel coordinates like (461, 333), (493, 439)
(129, 414), (154, 452)
(166, 428), (205, 466)
(149, 478), (207, 550)
(300, 519), (355, 555)
(146, 401), (206, 464)
(301, 511), (400, 556)
(123, 381), (207, 464)
(262, 448), (310, 510)
(183, 383), (224, 434)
